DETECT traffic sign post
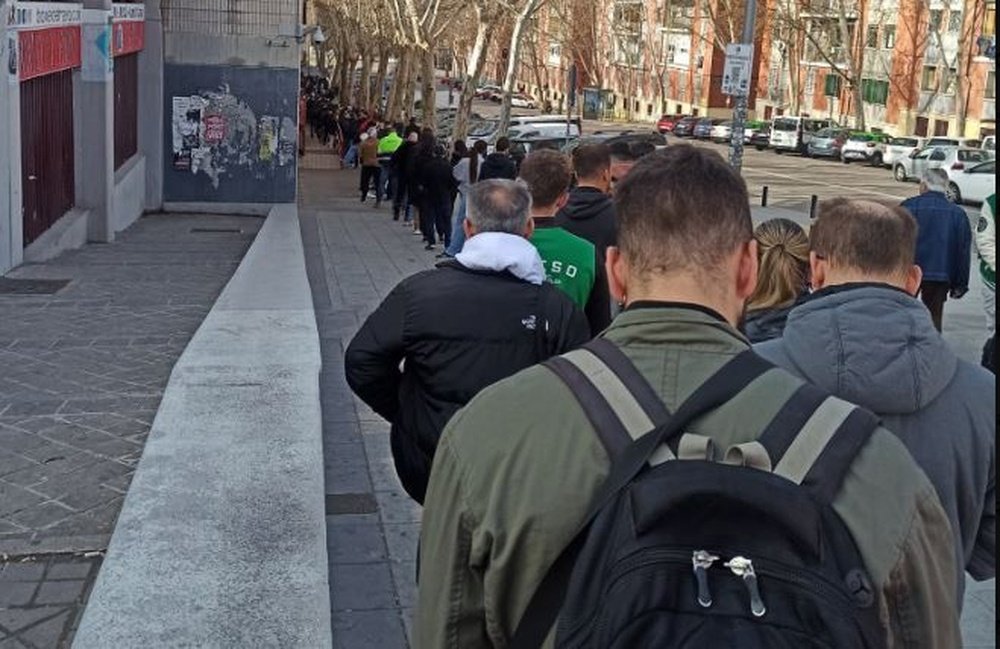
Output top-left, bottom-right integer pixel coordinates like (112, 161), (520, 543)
(726, 0), (757, 175)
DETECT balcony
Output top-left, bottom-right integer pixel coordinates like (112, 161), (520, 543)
(920, 90), (957, 115)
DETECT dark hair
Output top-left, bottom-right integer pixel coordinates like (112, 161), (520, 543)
(609, 140), (636, 162)
(471, 140), (487, 182)
(517, 149), (572, 208)
(495, 136), (511, 153)
(613, 145), (752, 279)
(572, 143), (612, 180)
(811, 198), (917, 276)
(454, 140), (468, 156)
(631, 141), (656, 159)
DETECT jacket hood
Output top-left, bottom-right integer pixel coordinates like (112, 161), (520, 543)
(777, 285), (957, 414)
(561, 187), (613, 222)
(455, 232), (546, 285)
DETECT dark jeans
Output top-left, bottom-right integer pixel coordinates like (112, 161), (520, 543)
(360, 166), (381, 201)
(379, 161), (394, 202)
(394, 180), (412, 221)
(920, 280), (949, 332)
(419, 198), (451, 246)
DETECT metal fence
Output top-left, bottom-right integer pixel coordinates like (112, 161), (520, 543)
(162, 0), (299, 36)
(114, 53), (139, 169)
(21, 70), (75, 247)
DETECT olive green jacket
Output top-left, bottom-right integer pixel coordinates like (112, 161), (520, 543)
(415, 306), (960, 649)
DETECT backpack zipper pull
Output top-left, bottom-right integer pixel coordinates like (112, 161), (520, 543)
(725, 556), (766, 617)
(692, 550), (719, 607)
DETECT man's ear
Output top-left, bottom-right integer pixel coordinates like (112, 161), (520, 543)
(606, 247), (627, 305)
(463, 218), (476, 240)
(810, 251), (828, 290)
(523, 217), (535, 239)
(905, 264), (923, 296)
(555, 191), (570, 212)
(736, 239), (759, 303)
(601, 167), (612, 194)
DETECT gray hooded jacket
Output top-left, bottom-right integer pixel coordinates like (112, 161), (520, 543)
(756, 284), (996, 603)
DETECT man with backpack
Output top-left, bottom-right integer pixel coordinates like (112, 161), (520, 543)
(755, 198), (995, 607)
(415, 145), (960, 648)
(345, 180), (589, 505)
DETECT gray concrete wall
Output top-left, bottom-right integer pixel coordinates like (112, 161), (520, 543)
(112, 156), (146, 232)
(72, 203), (331, 648)
(23, 208), (90, 264)
(140, 0), (164, 211)
(0, 2), (23, 274)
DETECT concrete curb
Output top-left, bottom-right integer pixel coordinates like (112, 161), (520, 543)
(72, 205), (331, 648)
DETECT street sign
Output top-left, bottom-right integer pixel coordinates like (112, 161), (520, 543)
(721, 43), (754, 97)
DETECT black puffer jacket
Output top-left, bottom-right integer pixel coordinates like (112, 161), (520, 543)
(345, 262), (590, 503)
(478, 153), (517, 181)
(555, 187), (617, 261)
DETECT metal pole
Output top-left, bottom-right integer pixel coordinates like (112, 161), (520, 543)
(729, 0), (758, 174)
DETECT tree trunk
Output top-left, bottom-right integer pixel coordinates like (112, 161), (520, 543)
(499, 8), (535, 135)
(403, 48), (418, 120)
(421, 47), (437, 130)
(337, 46), (352, 103)
(788, 43), (801, 115)
(374, 47), (391, 115)
(837, 3), (865, 130)
(454, 10), (493, 141)
(359, 49), (374, 111)
(387, 48), (409, 121)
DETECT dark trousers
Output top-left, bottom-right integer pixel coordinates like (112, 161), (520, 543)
(379, 161), (394, 202)
(920, 280), (949, 332)
(360, 166), (380, 202)
(419, 198), (451, 246)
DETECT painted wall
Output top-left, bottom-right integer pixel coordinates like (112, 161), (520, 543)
(162, 63), (298, 204)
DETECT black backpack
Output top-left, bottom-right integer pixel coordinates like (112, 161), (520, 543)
(512, 339), (887, 649)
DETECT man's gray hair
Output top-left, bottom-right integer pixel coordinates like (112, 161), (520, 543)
(922, 167), (950, 193)
(467, 179), (533, 234)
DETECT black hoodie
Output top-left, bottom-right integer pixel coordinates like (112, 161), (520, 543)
(555, 186), (616, 261)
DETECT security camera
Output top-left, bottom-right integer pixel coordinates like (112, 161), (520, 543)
(313, 26), (326, 44)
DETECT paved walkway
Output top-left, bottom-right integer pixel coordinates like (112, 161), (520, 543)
(303, 151), (995, 648)
(0, 214), (260, 648)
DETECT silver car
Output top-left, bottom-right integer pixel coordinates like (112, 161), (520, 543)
(893, 146), (991, 182)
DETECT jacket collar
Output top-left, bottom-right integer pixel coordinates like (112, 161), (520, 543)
(453, 232), (546, 285)
(604, 305), (749, 352)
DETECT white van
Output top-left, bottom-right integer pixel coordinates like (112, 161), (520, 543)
(769, 116), (835, 154)
(473, 116), (583, 145)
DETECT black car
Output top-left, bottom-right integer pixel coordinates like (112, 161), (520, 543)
(750, 126), (771, 150)
(605, 131), (667, 151)
(672, 116), (700, 137)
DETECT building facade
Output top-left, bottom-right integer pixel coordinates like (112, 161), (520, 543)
(0, 0), (303, 274)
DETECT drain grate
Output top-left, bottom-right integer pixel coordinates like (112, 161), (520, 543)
(325, 493), (378, 515)
(0, 278), (71, 295)
(190, 226), (243, 234)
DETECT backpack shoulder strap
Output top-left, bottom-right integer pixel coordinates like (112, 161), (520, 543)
(543, 338), (670, 459)
(757, 382), (881, 503)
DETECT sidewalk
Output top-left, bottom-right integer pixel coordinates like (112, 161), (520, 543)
(300, 158), (994, 648)
(0, 213), (260, 647)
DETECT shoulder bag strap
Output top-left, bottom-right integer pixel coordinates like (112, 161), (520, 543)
(512, 349), (774, 649)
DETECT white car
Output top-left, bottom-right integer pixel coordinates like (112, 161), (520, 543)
(510, 94), (537, 109)
(946, 159), (996, 204)
(710, 120), (733, 142)
(840, 134), (885, 164)
(893, 146), (991, 182)
(878, 136), (926, 168)
(983, 135), (996, 153)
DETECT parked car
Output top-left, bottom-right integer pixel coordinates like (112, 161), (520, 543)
(750, 123), (772, 150)
(510, 93), (538, 109)
(926, 136), (981, 148)
(475, 85), (502, 100)
(877, 136), (926, 168)
(983, 135), (996, 152)
(510, 135), (570, 171)
(743, 120), (768, 144)
(605, 131), (668, 152)
(693, 118), (722, 139)
(770, 116), (835, 154)
(672, 116), (700, 137)
(947, 159), (996, 204)
(656, 114), (687, 133)
(806, 127), (850, 159)
(840, 132), (889, 164)
(893, 146), (991, 182)
(711, 120), (734, 143)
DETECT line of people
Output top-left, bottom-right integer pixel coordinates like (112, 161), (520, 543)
(344, 143), (995, 648)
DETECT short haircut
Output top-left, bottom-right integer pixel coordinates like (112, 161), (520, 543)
(572, 143), (611, 180)
(467, 180), (532, 234)
(922, 167), (949, 192)
(811, 198), (917, 276)
(517, 149), (573, 208)
(495, 136), (511, 152)
(614, 145), (752, 278)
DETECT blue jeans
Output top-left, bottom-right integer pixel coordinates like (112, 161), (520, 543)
(444, 192), (468, 257)
(379, 161), (394, 202)
(343, 144), (358, 167)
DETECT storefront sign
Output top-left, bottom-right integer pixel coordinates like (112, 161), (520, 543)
(112, 3), (144, 56)
(9, 2), (83, 82)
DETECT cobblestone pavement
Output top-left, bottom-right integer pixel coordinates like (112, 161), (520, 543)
(0, 213), (260, 648)
(301, 153), (994, 648)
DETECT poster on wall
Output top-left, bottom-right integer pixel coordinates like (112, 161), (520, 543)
(171, 95), (207, 171)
